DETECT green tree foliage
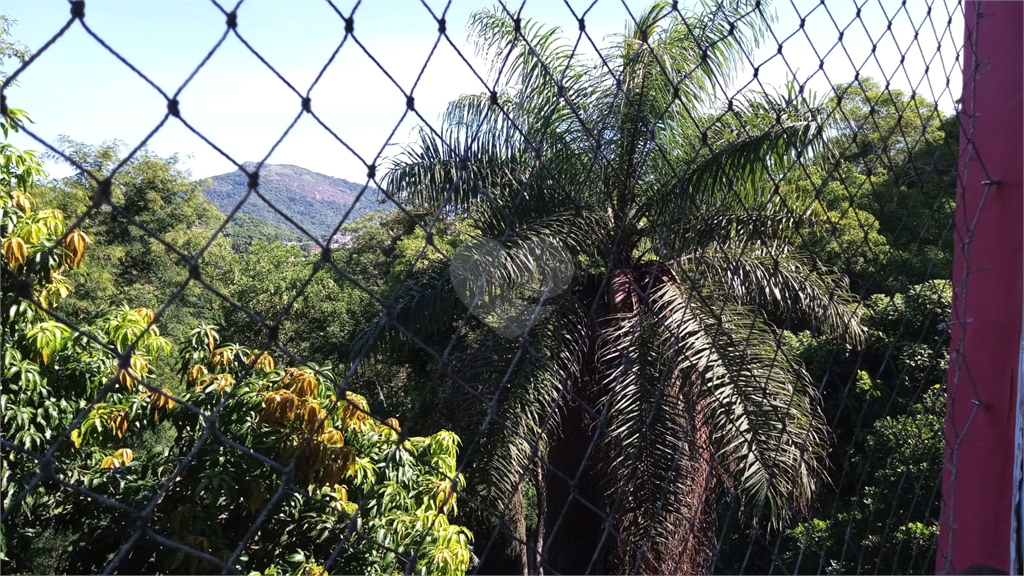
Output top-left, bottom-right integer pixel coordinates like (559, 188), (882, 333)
(831, 79), (943, 172)
(866, 114), (957, 290)
(712, 78), (954, 572)
(140, 326), (473, 576)
(814, 79), (955, 294)
(780, 387), (944, 575)
(34, 139), (232, 346)
(754, 79), (955, 575)
(213, 241), (372, 369)
(1, 160), (174, 569)
(0, 14), (31, 84)
(221, 212), (302, 252)
(335, 210), (467, 417)
(211, 209), (472, 419)
(715, 281), (950, 575)
(785, 164), (892, 296)
(2, 146), (472, 575)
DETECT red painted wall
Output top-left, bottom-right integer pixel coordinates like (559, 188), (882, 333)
(937, 2), (1023, 574)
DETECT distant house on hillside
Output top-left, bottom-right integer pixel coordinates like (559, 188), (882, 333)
(329, 233), (355, 248)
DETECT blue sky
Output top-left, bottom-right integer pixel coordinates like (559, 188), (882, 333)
(2, 0), (962, 184)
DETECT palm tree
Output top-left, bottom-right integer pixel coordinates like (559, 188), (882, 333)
(369, 2), (864, 573)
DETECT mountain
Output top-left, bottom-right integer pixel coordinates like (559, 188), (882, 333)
(203, 163), (389, 240)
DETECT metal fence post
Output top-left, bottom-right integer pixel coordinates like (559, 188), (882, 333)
(939, 2), (1024, 574)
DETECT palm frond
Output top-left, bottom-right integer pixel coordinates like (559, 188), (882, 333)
(675, 244), (866, 345)
(455, 298), (591, 510)
(651, 280), (828, 526)
(596, 308), (696, 571)
(652, 209), (807, 257)
(650, 83), (832, 226)
(609, 0), (771, 113)
(383, 94), (525, 212)
(594, 0), (772, 220)
(351, 264), (463, 363)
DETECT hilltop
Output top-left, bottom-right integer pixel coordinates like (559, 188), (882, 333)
(203, 163), (389, 240)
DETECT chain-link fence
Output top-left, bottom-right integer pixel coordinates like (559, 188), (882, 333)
(1, 0), (1020, 574)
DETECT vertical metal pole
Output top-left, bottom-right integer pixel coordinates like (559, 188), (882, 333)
(938, 1), (1023, 574)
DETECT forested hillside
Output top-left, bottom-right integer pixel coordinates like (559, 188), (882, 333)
(204, 163), (389, 240)
(220, 212), (302, 251)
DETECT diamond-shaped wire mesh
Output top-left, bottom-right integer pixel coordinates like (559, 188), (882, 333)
(1, 0), (1018, 574)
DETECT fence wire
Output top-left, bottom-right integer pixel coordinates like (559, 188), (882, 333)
(1, 0), (1011, 574)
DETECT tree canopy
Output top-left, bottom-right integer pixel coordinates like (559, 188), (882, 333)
(0, 5), (958, 575)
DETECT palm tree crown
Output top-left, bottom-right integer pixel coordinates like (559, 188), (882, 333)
(376, 2), (864, 573)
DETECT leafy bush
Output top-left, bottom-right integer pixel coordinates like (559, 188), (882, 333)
(1, 150), (472, 575)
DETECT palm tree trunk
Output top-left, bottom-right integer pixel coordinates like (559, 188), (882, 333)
(540, 370), (722, 576)
(542, 392), (610, 575)
(541, 273), (632, 575)
(529, 458), (546, 576)
(508, 487), (528, 576)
